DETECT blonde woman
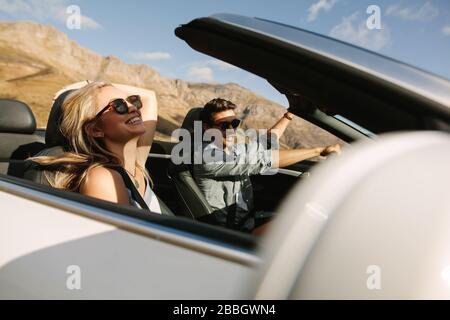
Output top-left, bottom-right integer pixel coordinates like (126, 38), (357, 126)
(30, 81), (161, 213)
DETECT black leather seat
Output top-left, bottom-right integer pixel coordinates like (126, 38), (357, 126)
(23, 90), (174, 216)
(23, 90), (74, 185)
(0, 99), (46, 177)
(168, 108), (214, 220)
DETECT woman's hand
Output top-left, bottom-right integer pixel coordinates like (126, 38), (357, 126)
(53, 80), (92, 100)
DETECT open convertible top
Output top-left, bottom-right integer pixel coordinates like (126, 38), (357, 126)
(176, 14), (450, 134)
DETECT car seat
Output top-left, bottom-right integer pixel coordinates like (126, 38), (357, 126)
(0, 99), (45, 177)
(167, 108), (214, 220)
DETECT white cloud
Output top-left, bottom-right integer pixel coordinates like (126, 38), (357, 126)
(184, 59), (238, 82)
(329, 12), (390, 51)
(308, 0), (337, 22)
(187, 66), (214, 82)
(79, 15), (102, 30)
(128, 51), (172, 61)
(386, 1), (438, 22)
(443, 26), (450, 36)
(0, 0), (102, 30)
(205, 59), (238, 71)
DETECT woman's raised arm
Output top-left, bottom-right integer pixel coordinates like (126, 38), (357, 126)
(112, 83), (158, 168)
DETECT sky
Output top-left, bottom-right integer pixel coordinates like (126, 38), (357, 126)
(1, 0), (450, 106)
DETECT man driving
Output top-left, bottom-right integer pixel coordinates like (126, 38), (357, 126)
(193, 98), (340, 233)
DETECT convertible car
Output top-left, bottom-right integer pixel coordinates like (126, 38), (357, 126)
(1, 14), (450, 299)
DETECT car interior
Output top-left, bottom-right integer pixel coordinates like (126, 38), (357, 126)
(2, 15), (450, 251)
(0, 95), (260, 250)
(0, 82), (353, 246)
(3, 65), (449, 251)
(1, 68), (449, 251)
(0, 88), (329, 247)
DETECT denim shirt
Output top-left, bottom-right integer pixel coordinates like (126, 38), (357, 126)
(192, 138), (273, 229)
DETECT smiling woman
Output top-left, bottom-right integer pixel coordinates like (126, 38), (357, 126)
(28, 81), (163, 214)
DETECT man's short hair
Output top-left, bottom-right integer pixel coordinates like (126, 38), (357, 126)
(200, 98), (237, 125)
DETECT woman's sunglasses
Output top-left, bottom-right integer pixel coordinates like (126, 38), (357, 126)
(213, 118), (241, 131)
(95, 95), (142, 118)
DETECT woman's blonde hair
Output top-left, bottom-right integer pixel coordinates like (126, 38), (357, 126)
(30, 81), (149, 192)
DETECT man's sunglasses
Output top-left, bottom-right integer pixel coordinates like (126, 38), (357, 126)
(95, 95), (142, 118)
(213, 118), (241, 130)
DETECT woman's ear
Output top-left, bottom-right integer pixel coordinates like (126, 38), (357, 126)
(84, 121), (104, 138)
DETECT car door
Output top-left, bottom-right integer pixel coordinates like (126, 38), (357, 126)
(250, 163), (313, 212)
(0, 174), (258, 299)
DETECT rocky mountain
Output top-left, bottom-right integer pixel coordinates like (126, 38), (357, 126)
(0, 21), (340, 148)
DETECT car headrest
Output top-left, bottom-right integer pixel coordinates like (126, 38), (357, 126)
(45, 89), (75, 147)
(181, 107), (203, 133)
(0, 99), (36, 134)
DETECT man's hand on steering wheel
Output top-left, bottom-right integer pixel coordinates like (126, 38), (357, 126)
(319, 143), (341, 159)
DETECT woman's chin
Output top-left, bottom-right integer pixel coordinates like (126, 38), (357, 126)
(125, 123), (146, 136)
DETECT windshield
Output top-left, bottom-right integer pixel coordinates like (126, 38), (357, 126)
(334, 115), (376, 138)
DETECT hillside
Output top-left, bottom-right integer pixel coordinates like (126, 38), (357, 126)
(0, 21), (340, 148)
